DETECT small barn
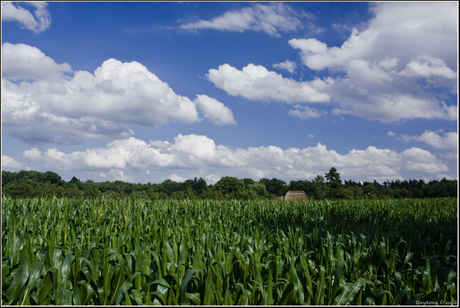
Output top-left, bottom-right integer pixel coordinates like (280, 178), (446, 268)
(284, 190), (309, 201)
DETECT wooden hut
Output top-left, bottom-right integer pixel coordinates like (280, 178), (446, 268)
(284, 190), (308, 201)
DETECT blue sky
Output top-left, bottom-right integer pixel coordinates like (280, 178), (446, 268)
(1, 1), (458, 184)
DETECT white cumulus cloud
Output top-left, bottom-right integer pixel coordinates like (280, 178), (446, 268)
(1, 155), (28, 171)
(288, 2), (457, 123)
(401, 147), (450, 173)
(289, 2), (456, 71)
(400, 56), (457, 79)
(205, 174), (221, 185)
(2, 1), (51, 33)
(2, 43), (235, 144)
(193, 95), (236, 125)
(273, 60), (297, 74)
(99, 169), (132, 183)
(2, 43), (72, 81)
(168, 173), (187, 183)
(22, 133), (451, 183)
(207, 63), (331, 103)
(400, 130), (458, 150)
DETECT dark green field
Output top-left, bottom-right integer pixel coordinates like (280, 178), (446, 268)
(2, 197), (457, 305)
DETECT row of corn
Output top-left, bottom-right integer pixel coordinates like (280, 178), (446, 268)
(2, 196), (457, 305)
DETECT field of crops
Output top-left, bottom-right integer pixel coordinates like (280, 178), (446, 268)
(2, 197), (458, 305)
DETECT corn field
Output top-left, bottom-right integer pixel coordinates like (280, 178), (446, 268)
(2, 196), (457, 305)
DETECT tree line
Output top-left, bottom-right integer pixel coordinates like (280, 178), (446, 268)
(1, 168), (457, 200)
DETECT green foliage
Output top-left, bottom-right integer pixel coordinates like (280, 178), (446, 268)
(325, 167), (344, 199)
(325, 166), (342, 188)
(2, 197), (457, 305)
(185, 187), (196, 199)
(259, 177), (288, 197)
(2, 169), (457, 200)
(290, 179), (315, 196)
(312, 175), (327, 200)
(248, 182), (269, 199)
(335, 187), (354, 199)
(214, 176), (244, 196)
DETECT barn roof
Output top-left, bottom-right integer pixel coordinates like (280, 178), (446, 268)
(284, 190), (309, 201)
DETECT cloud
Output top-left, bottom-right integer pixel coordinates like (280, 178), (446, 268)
(204, 4), (456, 122)
(207, 63), (331, 103)
(205, 174), (221, 185)
(23, 133), (451, 183)
(180, 3), (303, 37)
(193, 95), (237, 125)
(288, 2), (457, 122)
(172, 134), (219, 162)
(332, 23), (352, 34)
(99, 169), (132, 182)
(273, 60), (297, 74)
(168, 173), (187, 183)
(400, 56), (457, 79)
(1, 155), (28, 171)
(438, 152), (458, 160)
(387, 131), (396, 137)
(2, 43), (72, 81)
(2, 2), (51, 33)
(401, 147), (450, 174)
(2, 43), (235, 145)
(330, 93), (457, 123)
(289, 38), (331, 70)
(288, 105), (326, 119)
(290, 3), (457, 71)
(400, 130), (458, 150)
(346, 59), (394, 85)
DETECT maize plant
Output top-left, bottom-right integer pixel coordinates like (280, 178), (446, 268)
(2, 196), (457, 305)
